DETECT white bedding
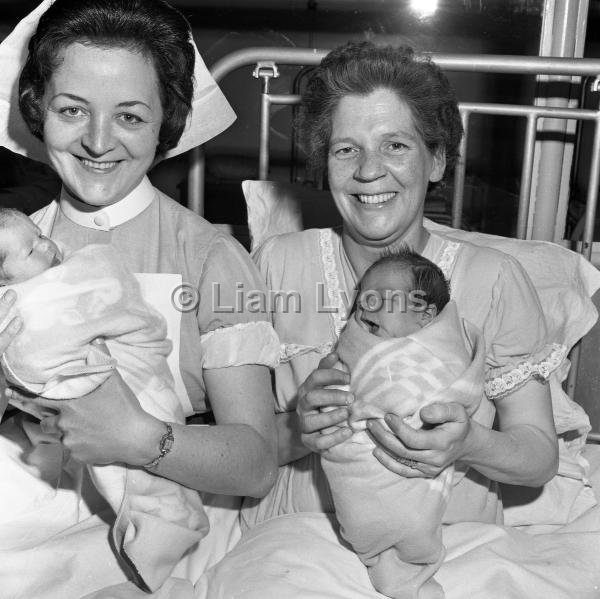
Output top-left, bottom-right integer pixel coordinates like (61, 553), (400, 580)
(42, 457), (599, 599)
(196, 444), (600, 599)
(28, 448), (596, 598)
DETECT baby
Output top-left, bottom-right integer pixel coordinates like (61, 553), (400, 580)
(0, 208), (207, 590)
(0, 207), (62, 284)
(0, 208), (182, 407)
(321, 247), (485, 599)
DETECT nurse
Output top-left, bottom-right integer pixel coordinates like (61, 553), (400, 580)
(0, 0), (277, 596)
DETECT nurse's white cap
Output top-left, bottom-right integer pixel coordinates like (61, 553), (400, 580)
(0, 0), (236, 165)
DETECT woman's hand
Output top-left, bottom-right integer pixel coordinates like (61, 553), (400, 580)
(0, 290), (23, 354)
(297, 353), (354, 454)
(0, 289), (23, 420)
(23, 370), (160, 466)
(367, 402), (472, 478)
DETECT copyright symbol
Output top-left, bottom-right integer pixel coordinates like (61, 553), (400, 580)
(171, 284), (199, 313)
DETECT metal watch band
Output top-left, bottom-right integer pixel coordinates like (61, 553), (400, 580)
(143, 422), (174, 469)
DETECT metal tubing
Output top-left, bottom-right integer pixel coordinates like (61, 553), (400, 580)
(517, 115), (539, 239)
(267, 94), (302, 105)
(211, 48), (326, 83)
(253, 65), (280, 181)
(209, 48), (600, 83)
(581, 119), (600, 259)
(588, 431), (600, 443)
(452, 110), (470, 229)
(188, 146), (205, 215)
(530, 91), (577, 243)
(459, 102), (599, 120)
(259, 93), (271, 180)
(432, 54), (600, 76)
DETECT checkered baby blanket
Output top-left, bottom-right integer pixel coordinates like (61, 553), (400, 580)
(322, 301), (485, 597)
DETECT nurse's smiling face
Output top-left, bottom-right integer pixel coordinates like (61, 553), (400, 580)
(43, 43), (163, 207)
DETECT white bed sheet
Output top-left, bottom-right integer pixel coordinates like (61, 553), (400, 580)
(195, 444), (600, 599)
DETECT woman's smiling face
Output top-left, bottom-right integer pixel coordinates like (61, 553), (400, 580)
(327, 87), (446, 248)
(43, 43), (163, 207)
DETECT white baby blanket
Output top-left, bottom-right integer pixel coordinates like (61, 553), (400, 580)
(0, 244), (207, 591)
(322, 302), (485, 598)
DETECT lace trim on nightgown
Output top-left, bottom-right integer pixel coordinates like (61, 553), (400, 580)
(319, 229), (349, 340)
(484, 343), (567, 399)
(437, 240), (461, 279)
(317, 230), (462, 339)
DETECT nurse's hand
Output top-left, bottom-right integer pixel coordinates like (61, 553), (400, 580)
(367, 402), (472, 478)
(0, 289), (23, 420)
(0, 290), (22, 354)
(21, 342), (159, 465)
(297, 353), (354, 454)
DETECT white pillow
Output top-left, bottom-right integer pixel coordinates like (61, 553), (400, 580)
(242, 180), (341, 250)
(424, 219), (600, 353)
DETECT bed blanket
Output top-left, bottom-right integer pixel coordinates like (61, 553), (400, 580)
(198, 501), (600, 599)
(322, 302), (484, 598)
(0, 244), (207, 592)
(199, 444), (600, 598)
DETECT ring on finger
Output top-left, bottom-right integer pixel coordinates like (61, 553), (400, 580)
(397, 457), (418, 469)
(40, 417), (60, 437)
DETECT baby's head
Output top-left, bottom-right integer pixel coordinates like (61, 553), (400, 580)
(354, 246), (450, 338)
(0, 208), (62, 285)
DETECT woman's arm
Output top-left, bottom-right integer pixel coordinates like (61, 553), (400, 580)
(152, 364), (277, 497)
(368, 379), (558, 487)
(462, 381), (557, 485)
(276, 411), (307, 465)
(34, 364), (278, 498)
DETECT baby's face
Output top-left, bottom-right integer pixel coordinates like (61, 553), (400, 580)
(0, 214), (62, 284)
(355, 265), (424, 338)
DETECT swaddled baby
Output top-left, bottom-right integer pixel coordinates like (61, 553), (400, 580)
(0, 208), (207, 588)
(322, 248), (485, 599)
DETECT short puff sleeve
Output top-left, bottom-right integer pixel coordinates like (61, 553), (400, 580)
(482, 255), (566, 400)
(196, 234), (280, 369)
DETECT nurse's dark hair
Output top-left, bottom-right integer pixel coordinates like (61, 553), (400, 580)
(297, 41), (463, 181)
(19, 0), (195, 155)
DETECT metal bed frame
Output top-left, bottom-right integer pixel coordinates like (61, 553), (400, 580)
(192, 48), (600, 252)
(188, 48), (600, 441)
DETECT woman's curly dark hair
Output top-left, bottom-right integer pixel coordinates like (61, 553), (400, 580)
(18, 0), (195, 156)
(297, 41), (463, 182)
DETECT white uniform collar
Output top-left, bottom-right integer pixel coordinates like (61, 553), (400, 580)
(59, 176), (156, 231)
